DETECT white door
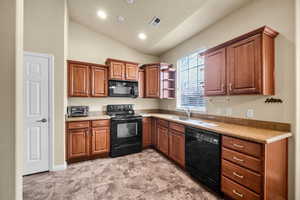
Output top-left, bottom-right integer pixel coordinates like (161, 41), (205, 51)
(23, 53), (51, 175)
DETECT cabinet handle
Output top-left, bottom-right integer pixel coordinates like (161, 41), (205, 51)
(233, 143), (244, 148)
(233, 156), (244, 162)
(232, 190), (244, 198)
(233, 172), (244, 179)
(229, 83), (232, 91)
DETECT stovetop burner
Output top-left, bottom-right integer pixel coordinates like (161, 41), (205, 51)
(107, 104), (141, 119)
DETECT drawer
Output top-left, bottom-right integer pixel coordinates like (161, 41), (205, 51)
(222, 148), (262, 173)
(169, 122), (184, 133)
(91, 120), (110, 127)
(223, 136), (262, 158)
(222, 176), (260, 200)
(68, 121), (90, 129)
(158, 119), (169, 127)
(222, 159), (261, 194)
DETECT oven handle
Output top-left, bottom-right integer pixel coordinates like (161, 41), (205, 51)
(111, 117), (142, 121)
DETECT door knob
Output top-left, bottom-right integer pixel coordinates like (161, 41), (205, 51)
(36, 118), (47, 123)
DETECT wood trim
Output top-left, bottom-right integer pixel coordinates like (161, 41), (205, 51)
(200, 26), (279, 56)
(158, 109), (290, 132)
(67, 60), (108, 68)
(105, 58), (139, 65)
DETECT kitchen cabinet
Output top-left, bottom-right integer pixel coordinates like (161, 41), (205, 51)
(66, 120), (110, 163)
(151, 118), (158, 147)
(90, 65), (108, 97)
(204, 48), (226, 96)
(91, 127), (110, 155)
(145, 65), (160, 98)
(169, 129), (185, 167)
(106, 58), (139, 81)
(142, 117), (152, 148)
(68, 61), (90, 97)
(126, 63), (139, 80)
(138, 69), (145, 98)
(68, 60), (108, 97)
(221, 135), (288, 200)
(157, 125), (169, 155)
(67, 128), (90, 159)
(202, 26), (278, 96)
(142, 63), (175, 99)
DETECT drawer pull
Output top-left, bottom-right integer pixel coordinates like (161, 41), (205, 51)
(233, 156), (244, 162)
(232, 190), (244, 198)
(233, 172), (244, 179)
(233, 143), (244, 148)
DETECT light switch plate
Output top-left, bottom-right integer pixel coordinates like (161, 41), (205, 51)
(246, 109), (254, 118)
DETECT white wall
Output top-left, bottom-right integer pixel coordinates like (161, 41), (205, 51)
(0, 0), (23, 199)
(160, 0), (295, 198)
(68, 21), (160, 111)
(24, 0), (67, 166)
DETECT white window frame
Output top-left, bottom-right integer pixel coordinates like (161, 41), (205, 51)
(176, 49), (206, 112)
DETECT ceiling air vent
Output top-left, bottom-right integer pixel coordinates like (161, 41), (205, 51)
(149, 16), (161, 27)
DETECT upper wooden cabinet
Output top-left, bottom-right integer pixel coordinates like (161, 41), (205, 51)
(142, 63), (175, 99)
(204, 48), (226, 96)
(90, 66), (108, 97)
(68, 60), (108, 97)
(68, 62), (90, 97)
(202, 26), (278, 96)
(106, 58), (139, 81)
(145, 65), (160, 98)
(138, 69), (145, 98)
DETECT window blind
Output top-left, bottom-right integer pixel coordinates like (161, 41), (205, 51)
(178, 50), (205, 109)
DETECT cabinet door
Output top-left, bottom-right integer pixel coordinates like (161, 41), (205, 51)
(90, 66), (108, 97)
(125, 63), (138, 81)
(157, 125), (169, 155)
(145, 66), (160, 98)
(204, 48), (226, 96)
(169, 130), (185, 167)
(152, 118), (158, 148)
(91, 127), (110, 155)
(109, 61), (125, 80)
(68, 63), (90, 97)
(68, 128), (90, 159)
(227, 34), (262, 95)
(138, 69), (145, 98)
(142, 117), (152, 148)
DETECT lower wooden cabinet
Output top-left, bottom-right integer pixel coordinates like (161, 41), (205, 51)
(169, 130), (185, 167)
(157, 125), (169, 155)
(142, 117), (152, 148)
(67, 128), (90, 159)
(91, 127), (110, 155)
(66, 120), (110, 163)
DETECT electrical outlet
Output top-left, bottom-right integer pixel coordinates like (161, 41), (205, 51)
(226, 108), (232, 116)
(246, 109), (254, 118)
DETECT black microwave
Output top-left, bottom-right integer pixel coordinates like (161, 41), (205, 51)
(108, 80), (139, 98)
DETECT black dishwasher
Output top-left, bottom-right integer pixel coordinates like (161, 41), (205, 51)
(185, 126), (221, 193)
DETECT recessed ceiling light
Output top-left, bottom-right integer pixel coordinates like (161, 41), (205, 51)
(138, 33), (147, 40)
(126, 0), (135, 4)
(117, 16), (125, 23)
(97, 10), (107, 19)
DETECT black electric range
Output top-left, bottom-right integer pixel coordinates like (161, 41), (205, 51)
(107, 104), (142, 157)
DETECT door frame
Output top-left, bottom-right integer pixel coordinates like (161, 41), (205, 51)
(24, 51), (54, 173)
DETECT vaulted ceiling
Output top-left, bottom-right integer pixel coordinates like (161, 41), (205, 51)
(68, 0), (252, 56)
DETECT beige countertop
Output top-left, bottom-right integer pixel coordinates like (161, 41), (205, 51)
(66, 112), (292, 144)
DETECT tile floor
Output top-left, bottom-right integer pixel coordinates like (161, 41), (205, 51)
(23, 149), (221, 200)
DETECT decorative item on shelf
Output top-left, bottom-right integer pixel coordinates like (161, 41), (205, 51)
(264, 97), (283, 104)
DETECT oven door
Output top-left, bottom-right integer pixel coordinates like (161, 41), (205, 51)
(110, 117), (142, 146)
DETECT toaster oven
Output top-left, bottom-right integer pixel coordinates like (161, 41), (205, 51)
(67, 106), (89, 117)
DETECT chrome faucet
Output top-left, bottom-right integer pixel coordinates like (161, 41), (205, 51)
(184, 107), (192, 120)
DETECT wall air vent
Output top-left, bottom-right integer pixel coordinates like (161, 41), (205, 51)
(149, 16), (161, 27)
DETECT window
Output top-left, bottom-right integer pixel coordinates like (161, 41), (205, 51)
(177, 49), (205, 111)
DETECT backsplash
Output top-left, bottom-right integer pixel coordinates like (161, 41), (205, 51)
(68, 97), (160, 112)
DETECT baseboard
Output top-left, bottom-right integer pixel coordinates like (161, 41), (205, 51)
(51, 162), (67, 171)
